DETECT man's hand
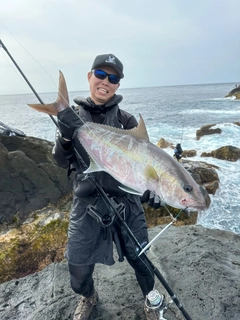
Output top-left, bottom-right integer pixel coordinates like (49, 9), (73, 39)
(57, 108), (83, 141)
(141, 190), (164, 209)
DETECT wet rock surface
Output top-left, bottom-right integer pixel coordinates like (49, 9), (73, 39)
(0, 131), (238, 319)
(0, 135), (72, 224)
(0, 225), (239, 320)
(196, 124), (222, 140)
(201, 145), (240, 162)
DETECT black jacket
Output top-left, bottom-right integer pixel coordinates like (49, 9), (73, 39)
(53, 94), (138, 197)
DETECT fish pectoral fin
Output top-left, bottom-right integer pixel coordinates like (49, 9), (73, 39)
(83, 158), (103, 173)
(144, 165), (159, 182)
(118, 185), (143, 196)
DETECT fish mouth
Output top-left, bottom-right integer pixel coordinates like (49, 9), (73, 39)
(180, 199), (205, 211)
(180, 186), (211, 211)
(181, 201), (208, 211)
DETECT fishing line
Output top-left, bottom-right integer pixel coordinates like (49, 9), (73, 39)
(0, 19), (58, 90)
(1, 37), (190, 244)
(0, 24), (148, 163)
(0, 39), (58, 126)
(0, 45), (26, 84)
(179, 121), (184, 144)
(1, 38), (193, 320)
(138, 206), (186, 257)
(0, 20), (105, 139)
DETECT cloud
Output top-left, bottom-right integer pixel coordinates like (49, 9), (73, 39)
(0, 0), (239, 94)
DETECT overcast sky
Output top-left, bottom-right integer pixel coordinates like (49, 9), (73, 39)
(0, 0), (239, 95)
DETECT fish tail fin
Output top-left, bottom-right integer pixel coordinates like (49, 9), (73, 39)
(28, 71), (70, 116)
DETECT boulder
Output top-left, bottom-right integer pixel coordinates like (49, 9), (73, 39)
(0, 225), (239, 320)
(0, 135), (72, 224)
(196, 124), (222, 140)
(157, 137), (173, 148)
(181, 160), (219, 195)
(201, 145), (240, 162)
(182, 149), (197, 157)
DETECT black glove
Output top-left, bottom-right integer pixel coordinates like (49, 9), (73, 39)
(57, 108), (83, 140)
(141, 190), (164, 209)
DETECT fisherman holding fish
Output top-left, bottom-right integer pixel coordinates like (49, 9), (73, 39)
(52, 54), (163, 320)
(28, 52), (210, 319)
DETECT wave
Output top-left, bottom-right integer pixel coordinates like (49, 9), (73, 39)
(211, 96), (237, 101)
(178, 109), (240, 115)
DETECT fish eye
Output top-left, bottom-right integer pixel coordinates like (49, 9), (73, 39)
(184, 184), (193, 192)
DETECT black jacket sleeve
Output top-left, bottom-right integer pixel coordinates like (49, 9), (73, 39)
(118, 109), (138, 129)
(52, 136), (75, 168)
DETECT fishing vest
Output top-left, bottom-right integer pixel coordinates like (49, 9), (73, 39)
(72, 99), (128, 198)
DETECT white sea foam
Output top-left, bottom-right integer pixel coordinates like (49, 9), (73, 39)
(212, 96), (236, 101)
(1, 83), (239, 233)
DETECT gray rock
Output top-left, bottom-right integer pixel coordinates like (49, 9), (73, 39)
(196, 124), (222, 140)
(0, 136), (72, 224)
(181, 160), (219, 195)
(0, 225), (239, 320)
(181, 150), (197, 158)
(201, 145), (240, 162)
(225, 86), (240, 100)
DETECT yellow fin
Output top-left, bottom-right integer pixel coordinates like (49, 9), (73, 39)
(144, 165), (159, 181)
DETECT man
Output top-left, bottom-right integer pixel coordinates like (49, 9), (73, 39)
(173, 143), (183, 162)
(53, 54), (163, 320)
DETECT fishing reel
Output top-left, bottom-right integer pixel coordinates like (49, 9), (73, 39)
(159, 298), (174, 320)
(145, 290), (173, 320)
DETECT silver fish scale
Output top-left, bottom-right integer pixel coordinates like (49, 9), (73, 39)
(77, 123), (208, 211)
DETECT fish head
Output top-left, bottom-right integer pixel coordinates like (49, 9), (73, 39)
(156, 166), (211, 211)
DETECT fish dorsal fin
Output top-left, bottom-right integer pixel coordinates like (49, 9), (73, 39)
(91, 114), (150, 141)
(128, 114), (150, 141)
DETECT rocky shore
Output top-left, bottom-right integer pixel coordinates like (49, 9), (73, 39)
(0, 225), (239, 320)
(0, 131), (239, 319)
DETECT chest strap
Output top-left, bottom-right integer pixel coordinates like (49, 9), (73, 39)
(86, 198), (125, 228)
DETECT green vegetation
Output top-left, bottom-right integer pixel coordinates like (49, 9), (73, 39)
(0, 219), (68, 284)
(0, 195), (197, 284)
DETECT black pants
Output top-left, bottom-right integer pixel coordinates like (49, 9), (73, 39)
(68, 254), (154, 298)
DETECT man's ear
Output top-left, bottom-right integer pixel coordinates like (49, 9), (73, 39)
(87, 72), (92, 82)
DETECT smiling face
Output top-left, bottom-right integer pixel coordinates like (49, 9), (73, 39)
(88, 65), (120, 105)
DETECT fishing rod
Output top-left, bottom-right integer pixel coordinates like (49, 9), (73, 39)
(0, 39), (58, 127)
(0, 39), (193, 320)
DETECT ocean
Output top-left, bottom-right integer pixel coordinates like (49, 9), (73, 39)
(0, 83), (240, 234)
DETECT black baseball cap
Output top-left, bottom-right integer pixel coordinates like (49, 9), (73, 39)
(91, 54), (124, 79)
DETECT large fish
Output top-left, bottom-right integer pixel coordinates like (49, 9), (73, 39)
(28, 71), (210, 211)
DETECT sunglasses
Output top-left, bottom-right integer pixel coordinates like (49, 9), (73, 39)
(92, 69), (120, 84)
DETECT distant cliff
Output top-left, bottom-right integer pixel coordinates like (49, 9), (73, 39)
(225, 85), (240, 99)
